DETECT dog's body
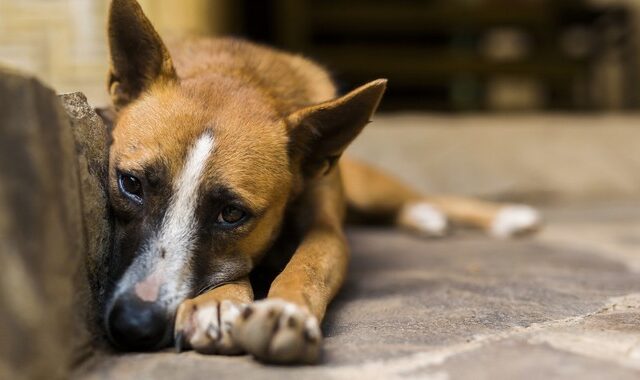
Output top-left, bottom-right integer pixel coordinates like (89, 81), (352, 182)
(103, 0), (540, 364)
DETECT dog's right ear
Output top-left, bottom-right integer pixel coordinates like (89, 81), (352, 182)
(286, 79), (387, 178)
(107, 0), (177, 110)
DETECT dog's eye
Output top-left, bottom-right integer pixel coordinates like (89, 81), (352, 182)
(217, 205), (246, 226)
(118, 173), (143, 203)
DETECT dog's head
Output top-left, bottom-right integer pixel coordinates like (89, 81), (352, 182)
(103, 0), (385, 351)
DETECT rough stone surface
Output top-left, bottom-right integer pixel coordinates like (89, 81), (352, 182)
(59, 92), (112, 332)
(0, 71), (112, 379)
(59, 92), (113, 362)
(0, 67), (84, 380)
(77, 201), (640, 380)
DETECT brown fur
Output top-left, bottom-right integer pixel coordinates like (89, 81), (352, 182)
(104, 0), (539, 364)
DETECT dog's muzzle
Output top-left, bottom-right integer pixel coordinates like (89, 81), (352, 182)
(105, 293), (173, 351)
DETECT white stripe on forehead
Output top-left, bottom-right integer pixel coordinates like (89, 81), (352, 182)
(159, 132), (214, 255)
(149, 132), (214, 306)
(113, 132), (214, 310)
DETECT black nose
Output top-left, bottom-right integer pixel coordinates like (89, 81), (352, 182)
(106, 294), (171, 351)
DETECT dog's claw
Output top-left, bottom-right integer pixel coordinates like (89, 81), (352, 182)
(233, 299), (322, 364)
(174, 299), (245, 355)
(174, 331), (184, 353)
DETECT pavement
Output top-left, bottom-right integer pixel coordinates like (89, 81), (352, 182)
(78, 200), (640, 380)
(348, 113), (640, 202)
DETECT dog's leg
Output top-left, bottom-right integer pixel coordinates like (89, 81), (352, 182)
(174, 278), (253, 354)
(233, 172), (347, 364)
(341, 157), (541, 238)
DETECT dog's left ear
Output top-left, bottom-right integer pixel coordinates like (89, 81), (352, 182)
(107, 0), (177, 110)
(287, 79), (387, 177)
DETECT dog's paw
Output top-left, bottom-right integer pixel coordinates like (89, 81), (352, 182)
(232, 299), (322, 364)
(490, 205), (541, 238)
(397, 202), (449, 237)
(174, 298), (245, 355)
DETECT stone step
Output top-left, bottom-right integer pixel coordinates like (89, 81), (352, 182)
(0, 67), (111, 379)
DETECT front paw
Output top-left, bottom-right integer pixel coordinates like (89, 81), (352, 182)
(233, 299), (322, 364)
(174, 299), (245, 355)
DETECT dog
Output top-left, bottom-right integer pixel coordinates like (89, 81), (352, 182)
(102, 0), (541, 364)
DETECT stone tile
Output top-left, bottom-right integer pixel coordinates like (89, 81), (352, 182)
(438, 339), (640, 380)
(78, 203), (640, 379)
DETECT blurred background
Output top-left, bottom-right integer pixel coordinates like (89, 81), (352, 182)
(1, 0), (640, 112)
(2, 0), (640, 202)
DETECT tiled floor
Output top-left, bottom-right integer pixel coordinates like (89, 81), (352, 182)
(79, 202), (640, 380)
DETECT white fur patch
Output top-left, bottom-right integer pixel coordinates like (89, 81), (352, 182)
(158, 133), (214, 259)
(154, 133), (214, 301)
(491, 205), (541, 238)
(232, 298), (322, 363)
(186, 300), (244, 353)
(403, 202), (448, 237)
(112, 133), (214, 307)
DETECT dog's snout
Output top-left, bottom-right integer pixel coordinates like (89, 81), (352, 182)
(106, 294), (171, 351)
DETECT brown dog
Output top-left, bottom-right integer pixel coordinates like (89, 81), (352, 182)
(103, 0), (540, 364)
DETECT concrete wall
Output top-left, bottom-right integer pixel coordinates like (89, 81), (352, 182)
(0, 0), (110, 104)
(0, 0), (235, 106)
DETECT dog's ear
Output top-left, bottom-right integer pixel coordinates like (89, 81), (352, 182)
(287, 79), (387, 177)
(107, 0), (177, 110)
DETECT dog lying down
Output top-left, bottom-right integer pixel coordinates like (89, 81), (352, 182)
(102, 0), (541, 364)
